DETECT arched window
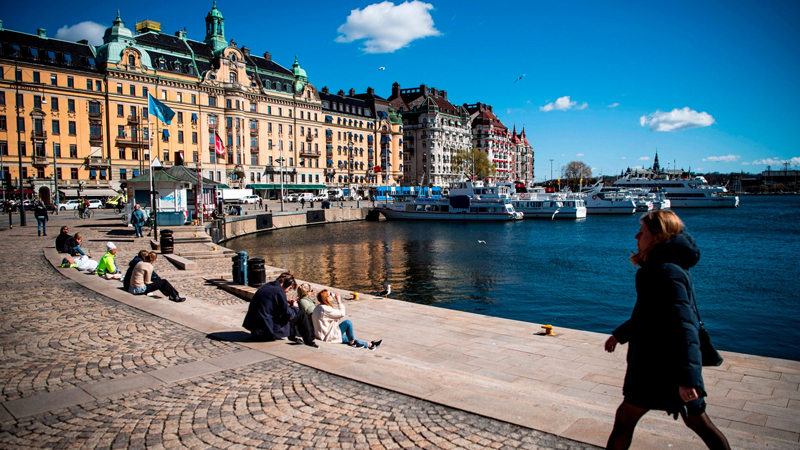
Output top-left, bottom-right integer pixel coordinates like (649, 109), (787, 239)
(230, 54), (236, 62)
(188, 65), (195, 75)
(274, 82), (280, 90)
(229, 72), (237, 83)
(128, 54), (135, 66)
(174, 61), (181, 71)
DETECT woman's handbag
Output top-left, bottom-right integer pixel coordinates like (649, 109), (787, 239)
(698, 322), (723, 367)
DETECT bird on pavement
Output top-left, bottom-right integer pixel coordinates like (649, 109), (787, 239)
(377, 284), (391, 297)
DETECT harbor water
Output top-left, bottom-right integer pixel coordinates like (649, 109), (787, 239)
(228, 195), (800, 361)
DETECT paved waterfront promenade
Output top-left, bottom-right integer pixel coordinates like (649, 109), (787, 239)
(1, 212), (798, 449)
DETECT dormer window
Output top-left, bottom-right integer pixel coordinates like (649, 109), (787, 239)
(229, 72), (237, 83)
(47, 51), (56, 61)
(174, 61), (181, 71)
(11, 44), (21, 56)
(63, 54), (72, 64)
(87, 57), (96, 68)
(128, 54), (135, 66)
(29, 48), (39, 59)
(187, 65), (195, 75)
(158, 59), (166, 70)
(230, 54), (236, 62)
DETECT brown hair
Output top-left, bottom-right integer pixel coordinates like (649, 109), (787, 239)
(138, 250), (149, 260)
(296, 283), (313, 299)
(317, 289), (332, 307)
(74, 232), (83, 241)
(147, 252), (157, 263)
(630, 210), (684, 266)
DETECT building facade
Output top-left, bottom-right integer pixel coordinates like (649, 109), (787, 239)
(0, 4), (402, 201)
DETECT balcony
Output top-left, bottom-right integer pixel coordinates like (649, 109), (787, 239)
(85, 157), (111, 168)
(32, 156), (49, 167)
(250, 128), (258, 136)
(300, 150), (320, 157)
(306, 134), (314, 142)
(128, 115), (140, 124)
(250, 146), (259, 153)
(324, 168), (336, 175)
(31, 130), (47, 140)
(89, 135), (103, 145)
(208, 123), (218, 130)
(88, 110), (102, 120)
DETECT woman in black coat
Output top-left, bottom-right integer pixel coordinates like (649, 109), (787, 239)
(605, 210), (729, 450)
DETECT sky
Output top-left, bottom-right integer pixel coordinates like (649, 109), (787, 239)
(4, 0), (799, 180)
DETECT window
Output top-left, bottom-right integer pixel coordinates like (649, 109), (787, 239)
(192, 151), (198, 163)
(118, 148), (126, 159)
(143, 108), (148, 120)
(19, 142), (26, 156)
(0, 92), (4, 105)
(119, 169), (127, 180)
(69, 145), (77, 158)
(63, 54), (72, 64)
(117, 83), (123, 94)
(71, 168), (78, 179)
(87, 79), (93, 90)
(278, 107), (282, 116)
(209, 96), (216, 107)
(55, 168), (62, 180)
(300, 126), (304, 136)
(192, 132), (197, 144)
(52, 120), (60, 135)
(67, 76), (74, 88)
(90, 123), (102, 137)
(128, 54), (135, 66)
(68, 121), (76, 135)
(161, 90), (166, 100)
(0, 116), (5, 131)
(17, 117), (25, 132)
(130, 85), (136, 96)
(68, 99), (75, 112)
(143, 87), (148, 97)
(209, 115), (217, 127)
(278, 124), (282, 134)
(51, 97), (58, 111)
(251, 154), (258, 165)
(267, 122), (272, 132)
(118, 125), (125, 137)
(226, 99), (232, 109)
(177, 92), (182, 102)
(53, 142), (61, 157)
(289, 157), (293, 166)
(178, 131), (184, 143)
(0, 142), (6, 156)
(88, 101), (100, 115)
(230, 72), (237, 83)
(288, 125), (292, 135)
(132, 148), (139, 160)
(163, 150), (169, 161)
(33, 72), (40, 83)
(267, 106), (271, 115)
(226, 117), (233, 128)
(96, 80), (102, 91)
(209, 149), (216, 164)
(191, 94), (196, 104)
(15, 69), (22, 81)
(16, 94), (23, 107)
(177, 112), (183, 123)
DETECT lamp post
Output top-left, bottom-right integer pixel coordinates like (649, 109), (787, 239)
(14, 54), (27, 226)
(549, 159), (554, 185)
(278, 154), (285, 212)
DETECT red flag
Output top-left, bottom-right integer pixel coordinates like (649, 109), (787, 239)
(214, 132), (226, 156)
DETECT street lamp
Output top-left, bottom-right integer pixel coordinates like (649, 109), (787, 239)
(549, 159), (554, 185)
(277, 155), (285, 212)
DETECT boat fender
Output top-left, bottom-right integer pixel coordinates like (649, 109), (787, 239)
(592, 195), (597, 200)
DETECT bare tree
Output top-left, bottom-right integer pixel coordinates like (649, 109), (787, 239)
(563, 161), (592, 189)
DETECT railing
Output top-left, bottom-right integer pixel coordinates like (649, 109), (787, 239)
(85, 157), (111, 167)
(32, 130), (47, 139)
(306, 134), (314, 142)
(89, 135), (103, 144)
(128, 115), (140, 124)
(32, 156), (49, 166)
(300, 150), (320, 157)
(250, 128), (258, 136)
(250, 146), (259, 153)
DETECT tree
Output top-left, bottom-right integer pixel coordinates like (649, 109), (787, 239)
(563, 161), (592, 189)
(452, 148), (497, 180)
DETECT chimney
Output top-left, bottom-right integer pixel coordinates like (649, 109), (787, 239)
(241, 46), (250, 55)
(337, 90), (345, 97)
(322, 86), (329, 94)
(349, 88), (355, 96)
(420, 84), (429, 96)
(441, 90), (447, 100)
(175, 30), (186, 40)
(489, 105), (493, 112)
(77, 39), (89, 45)
(263, 51), (271, 61)
(37, 28), (47, 38)
(367, 87), (375, 95)
(430, 87), (437, 97)
(391, 82), (401, 98)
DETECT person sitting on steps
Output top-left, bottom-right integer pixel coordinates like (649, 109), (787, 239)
(312, 289), (382, 350)
(128, 252), (185, 302)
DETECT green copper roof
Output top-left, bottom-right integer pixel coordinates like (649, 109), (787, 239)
(207, 0), (224, 19)
(103, 11), (133, 43)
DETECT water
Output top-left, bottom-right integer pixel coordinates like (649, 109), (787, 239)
(227, 195), (800, 361)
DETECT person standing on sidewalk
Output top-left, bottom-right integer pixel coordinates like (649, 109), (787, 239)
(34, 198), (49, 236)
(131, 204), (146, 238)
(300, 197), (306, 209)
(604, 210), (730, 450)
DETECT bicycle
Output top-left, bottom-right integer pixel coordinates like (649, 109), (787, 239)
(113, 204), (125, 215)
(74, 209), (93, 219)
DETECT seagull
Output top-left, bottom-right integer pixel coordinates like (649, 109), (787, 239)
(514, 74), (526, 83)
(478, 240), (486, 244)
(378, 67), (386, 70)
(377, 285), (391, 297)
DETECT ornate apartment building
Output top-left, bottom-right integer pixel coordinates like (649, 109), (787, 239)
(466, 103), (534, 184)
(388, 83), (473, 187)
(0, 3), (401, 199)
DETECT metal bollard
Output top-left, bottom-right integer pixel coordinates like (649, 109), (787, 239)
(237, 251), (248, 284)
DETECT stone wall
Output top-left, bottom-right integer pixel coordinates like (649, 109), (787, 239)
(211, 207), (370, 243)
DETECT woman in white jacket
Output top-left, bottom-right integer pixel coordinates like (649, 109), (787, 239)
(312, 289), (382, 350)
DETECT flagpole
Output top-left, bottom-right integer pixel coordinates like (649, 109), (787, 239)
(149, 116), (158, 240)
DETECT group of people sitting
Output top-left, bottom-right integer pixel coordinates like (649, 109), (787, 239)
(243, 272), (382, 350)
(55, 226), (185, 302)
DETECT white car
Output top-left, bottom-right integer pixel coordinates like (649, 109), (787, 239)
(88, 199), (103, 209)
(59, 200), (82, 211)
(314, 193), (329, 201)
(284, 194), (299, 202)
(239, 195), (261, 204)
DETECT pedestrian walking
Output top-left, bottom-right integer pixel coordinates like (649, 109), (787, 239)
(131, 204), (146, 238)
(34, 198), (49, 236)
(604, 210), (730, 450)
(300, 197), (306, 209)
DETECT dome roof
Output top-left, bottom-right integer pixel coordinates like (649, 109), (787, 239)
(207, 1), (224, 19)
(103, 11), (133, 44)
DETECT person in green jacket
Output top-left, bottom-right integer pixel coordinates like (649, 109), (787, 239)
(97, 242), (122, 279)
(296, 283), (316, 320)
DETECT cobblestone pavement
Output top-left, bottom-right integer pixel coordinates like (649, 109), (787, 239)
(0, 214), (599, 449)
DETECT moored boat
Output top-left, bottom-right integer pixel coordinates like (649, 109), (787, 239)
(375, 195), (523, 221)
(613, 175), (739, 208)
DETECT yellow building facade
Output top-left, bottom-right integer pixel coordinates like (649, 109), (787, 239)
(0, 4), (402, 202)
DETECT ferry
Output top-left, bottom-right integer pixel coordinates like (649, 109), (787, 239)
(613, 175), (739, 208)
(375, 195), (523, 221)
(581, 183), (637, 214)
(447, 180), (587, 219)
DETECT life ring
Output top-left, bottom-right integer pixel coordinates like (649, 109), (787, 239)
(591, 195), (597, 200)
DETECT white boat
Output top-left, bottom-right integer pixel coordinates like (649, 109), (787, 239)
(613, 175), (739, 208)
(447, 180), (586, 219)
(581, 183), (637, 214)
(375, 195), (523, 221)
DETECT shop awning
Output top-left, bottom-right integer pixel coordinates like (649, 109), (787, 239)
(90, 169), (97, 176)
(132, 169), (140, 177)
(250, 184), (327, 190)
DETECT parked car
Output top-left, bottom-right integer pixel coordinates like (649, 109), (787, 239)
(296, 193), (314, 203)
(88, 199), (103, 209)
(239, 195), (261, 204)
(59, 200), (82, 211)
(348, 194), (362, 201)
(284, 194), (299, 203)
(314, 193), (329, 201)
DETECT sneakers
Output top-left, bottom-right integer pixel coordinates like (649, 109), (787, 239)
(170, 296), (186, 303)
(348, 341), (366, 348)
(368, 340), (383, 351)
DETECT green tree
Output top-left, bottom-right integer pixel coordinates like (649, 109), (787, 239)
(452, 148), (497, 179)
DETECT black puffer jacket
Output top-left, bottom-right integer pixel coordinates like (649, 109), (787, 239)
(613, 231), (705, 413)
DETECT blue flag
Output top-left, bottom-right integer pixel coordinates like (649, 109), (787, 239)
(148, 94), (175, 125)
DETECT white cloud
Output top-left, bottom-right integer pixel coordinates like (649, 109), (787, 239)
(576, 153), (584, 157)
(336, 1), (440, 53)
(638, 156), (650, 161)
(639, 107), (715, 132)
(751, 157), (800, 167)
(695, 168), (704, 172)
(621, 156), (627, 160)
(561, 154), (566, 157)
(540, 96), (587, 112)
(702, 154), (740, 163)
(608, 102), (619, 108)
(741, 162), (750, 165)
(54, 21), (105, 46)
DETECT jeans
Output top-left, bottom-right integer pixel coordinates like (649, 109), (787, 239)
(72, 246), (86, 256)
(339, 320), (368, 347)
(133, 224), (143, 236)
(36, 217), (47, 234)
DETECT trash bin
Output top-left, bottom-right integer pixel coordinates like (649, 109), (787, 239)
(231, 254), (240, 282)
(231, 251), (248, 284)
(160, 229), (174, 254)
(247, 258), (266, 287)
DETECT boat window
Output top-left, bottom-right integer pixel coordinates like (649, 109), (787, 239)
(470, 207), (478, 213)
(441, 205), (449, 212)
(406, 205), (414, 211)
(424, 205), (433, 211)
(478, 207), (487, 213)
(415, 205), (425, 211)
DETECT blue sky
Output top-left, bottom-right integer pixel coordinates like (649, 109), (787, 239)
(4, 0), (799, 180)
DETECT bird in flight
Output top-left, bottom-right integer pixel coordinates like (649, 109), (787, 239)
(379, 67), (386, 70)
(478, 240), (486, 244)
(514, 74), (526, 83)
